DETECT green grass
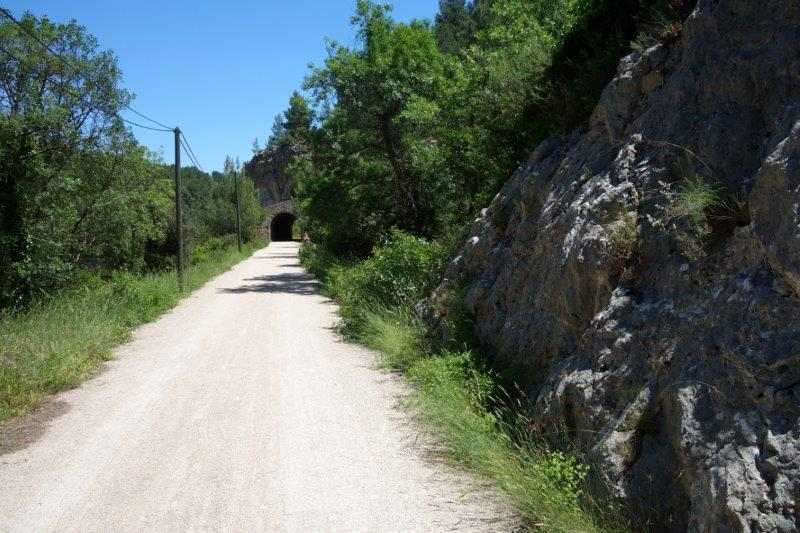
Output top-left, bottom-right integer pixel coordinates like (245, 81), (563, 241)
(671, 177), (721, 226)
(300, 240), (623, 532)
(0, 239), (260, 423)
(360, 310), (611, 532)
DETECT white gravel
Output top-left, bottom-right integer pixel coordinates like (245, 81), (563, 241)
(0, 242), (516, 532)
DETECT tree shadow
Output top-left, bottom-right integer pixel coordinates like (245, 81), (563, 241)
(217, 272), (319, 296)
(254, 254), (299, 259)
(0, 399), (71, 456)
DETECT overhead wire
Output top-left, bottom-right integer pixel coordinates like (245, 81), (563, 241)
(124, 105), (174, 131)
(1, 6), (227, 289)
(180, 132), (204, 172)
(2, 6), (214, 177)
(120, 117), (173, 132)
(179, 137), (198, 168)
(179, 135), (204, 171)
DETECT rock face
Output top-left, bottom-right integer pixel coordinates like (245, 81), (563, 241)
(424, 1), (800, 530)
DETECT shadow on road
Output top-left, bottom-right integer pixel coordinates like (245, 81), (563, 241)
(251, 254), (298, 260)
(218, 272), (319, 296)
(1, 400), (71, 456)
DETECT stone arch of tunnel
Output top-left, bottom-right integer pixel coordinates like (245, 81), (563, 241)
(269, 212), (296, 242)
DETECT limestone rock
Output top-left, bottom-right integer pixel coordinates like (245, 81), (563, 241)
(424, 1), (800, 530)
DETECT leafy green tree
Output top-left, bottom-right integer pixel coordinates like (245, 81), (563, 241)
(0, 12), (161, 304)
(181, 158), (263, 247)
(245, 91), (313, 206)
(0, 12), (264, 307)
(296, 0), (454, 254)
(433, 0), (494, 54)
(434, 0), (475, 54)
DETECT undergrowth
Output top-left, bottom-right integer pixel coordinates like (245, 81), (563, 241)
(300, 233), (623, 532)
(0, 237), (259, 423)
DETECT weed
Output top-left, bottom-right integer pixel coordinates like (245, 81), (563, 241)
(631, 0), (695, 52)
(608, 210), (639, 266)
(671, 177), (720, 225)
(664, 177), (721, 260)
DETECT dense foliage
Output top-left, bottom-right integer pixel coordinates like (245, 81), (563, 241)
(301, 230), (447, 335)
(0, 13), (262, 307)
(286, 0), (694, 257)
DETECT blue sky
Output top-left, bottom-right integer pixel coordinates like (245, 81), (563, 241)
(9, 1), (440, 172)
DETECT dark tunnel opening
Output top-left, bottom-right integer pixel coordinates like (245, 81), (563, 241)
(270, 212), (296, 242)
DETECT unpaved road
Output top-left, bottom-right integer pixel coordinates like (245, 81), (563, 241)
(0, 242), (514, 532)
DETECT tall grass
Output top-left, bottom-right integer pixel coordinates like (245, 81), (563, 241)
(301, 236), (623, 532)
(0, 239), (259, 423)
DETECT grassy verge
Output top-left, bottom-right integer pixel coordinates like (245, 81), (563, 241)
(301, 238), (621, 532)
(0, 238), (260, 423)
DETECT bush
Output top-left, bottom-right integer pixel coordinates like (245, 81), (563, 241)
(320, 230), (447, 336)
(298, 241), (340, 283)
(340, 230), (446, 307)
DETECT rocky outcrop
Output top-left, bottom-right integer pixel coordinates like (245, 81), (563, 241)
(424, 1), (800, 530)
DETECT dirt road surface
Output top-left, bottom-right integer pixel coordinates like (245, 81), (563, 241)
(0, 242), (514, 532)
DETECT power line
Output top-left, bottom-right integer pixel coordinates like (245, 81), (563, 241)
(124, 105), (174, 131)
(180, 135), (204, 171)
(180, 132), (204, 172)
(179, 137), (198, 167)
(4, 8), (209, 184)
(119, 117), (173, 132)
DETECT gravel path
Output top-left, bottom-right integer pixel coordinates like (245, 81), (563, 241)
(0, 242), (515, 532)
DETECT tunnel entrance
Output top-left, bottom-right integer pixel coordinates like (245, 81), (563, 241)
(270, 212), (296, 242)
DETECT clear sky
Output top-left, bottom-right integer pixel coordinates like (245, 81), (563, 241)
(7, 1), (440, 172)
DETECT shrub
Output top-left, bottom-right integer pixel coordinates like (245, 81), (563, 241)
(323, 230), (447, 336)
(347, 230), (446, 308)
(298, 242), (340, 283)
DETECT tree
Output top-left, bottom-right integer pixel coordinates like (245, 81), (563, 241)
(0, 12), (155, 304)
(434, 0), (474, 54)
(296, 0), (454, 254)
(245, 91), (313, 206)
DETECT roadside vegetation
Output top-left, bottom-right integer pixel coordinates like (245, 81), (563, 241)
(284, 0), (700, 528)
(0, 238), (258, 423)
(0, 12), (264, 421)
(301, 235), (623, 531)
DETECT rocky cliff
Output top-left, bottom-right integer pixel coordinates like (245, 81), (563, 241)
(424, 1), (800, 530)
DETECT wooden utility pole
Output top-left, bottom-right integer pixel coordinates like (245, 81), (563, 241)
(174, 128), (185, 290)
(235, 168), (243, 253)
